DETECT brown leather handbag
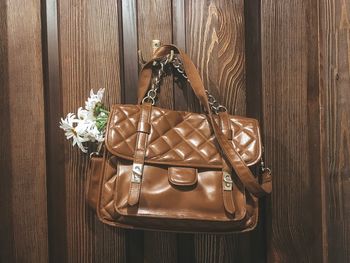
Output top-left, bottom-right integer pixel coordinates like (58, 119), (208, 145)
(86, 45), (272, 233)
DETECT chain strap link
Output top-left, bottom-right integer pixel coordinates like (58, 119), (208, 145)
(142, 54), (171, 105)
(142, 53), (227, 114)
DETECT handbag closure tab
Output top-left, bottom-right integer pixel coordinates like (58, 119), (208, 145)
(168, 167), (197, 186)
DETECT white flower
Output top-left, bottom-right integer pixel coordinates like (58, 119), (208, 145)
(59, 113), (77, 138)
(59, 113), (89, 153)
(77, 107), (92, 120)
(85, 88), (105, 112)
(86, 125), (105, 142)
(59, 88), (108, 154)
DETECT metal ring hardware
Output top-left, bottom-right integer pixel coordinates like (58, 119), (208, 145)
(260, 156), (272, 175)
(89, 151), (101, 159)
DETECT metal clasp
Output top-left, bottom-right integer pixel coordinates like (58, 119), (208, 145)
(131, 163), (143, 183)
(260, 156), (272, 174)
(223, 172), (233, 191)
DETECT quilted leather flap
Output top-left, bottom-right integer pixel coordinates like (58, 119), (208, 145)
(105, 104), (262, 168)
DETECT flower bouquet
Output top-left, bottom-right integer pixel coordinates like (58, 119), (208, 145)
(59, 88), (109, 153)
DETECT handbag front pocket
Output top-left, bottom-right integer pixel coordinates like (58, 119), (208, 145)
(114, 161), (240, 222)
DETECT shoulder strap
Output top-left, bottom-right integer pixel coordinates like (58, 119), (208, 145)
(178, 49), (272, 197)
(138, 44), (272, 197)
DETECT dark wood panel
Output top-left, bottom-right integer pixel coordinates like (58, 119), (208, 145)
(261, 0), (324, 262)
(42, 0), (68, 261)
(0, 0), (49, 262)
(121, 0), (139, 104)
(55, 0), (126, 262)
(0, 1), (15, 263)
(320, 0), (350, 262)
(0, 1), (13, 261)
(244, 1), (268, 262)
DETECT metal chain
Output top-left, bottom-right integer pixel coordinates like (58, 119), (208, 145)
(171, 55), (227, 114)
(142, 53), (227, 114)
(258, 146), (271, 174)
(141, 54), (172, 105)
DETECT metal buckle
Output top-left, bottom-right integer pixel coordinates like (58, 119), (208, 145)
(131, 163), (143, 183)
(142, 96), (155, 105)
(223, 172), (233, 191)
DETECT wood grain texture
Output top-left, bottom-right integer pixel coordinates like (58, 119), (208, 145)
(173, 0), (186, 50)
(216, 0), (246, 115)
(185, 1), (261, 262)
(261, 0), (324, 262)
(185, 0), (217, 114)
(320, 0), (350, 261)
(57, 0), (125, 262)
(0, 0), (49, 262)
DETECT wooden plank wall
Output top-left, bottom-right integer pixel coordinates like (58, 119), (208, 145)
(0, 0), (49, 262)
(320, 0), (350, 262)
(43, 0), (126, 262)
(261, 0), (325, 262)
(1, 0), (350, 262)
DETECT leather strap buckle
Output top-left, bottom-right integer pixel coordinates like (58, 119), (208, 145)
(131, 163), (143, 183)
(223, 172), (233, 191)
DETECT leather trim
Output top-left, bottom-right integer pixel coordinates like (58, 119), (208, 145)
(219, 112), (232, 140)
(128, 103), (152, 206)
(85, 156), (103, 210)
